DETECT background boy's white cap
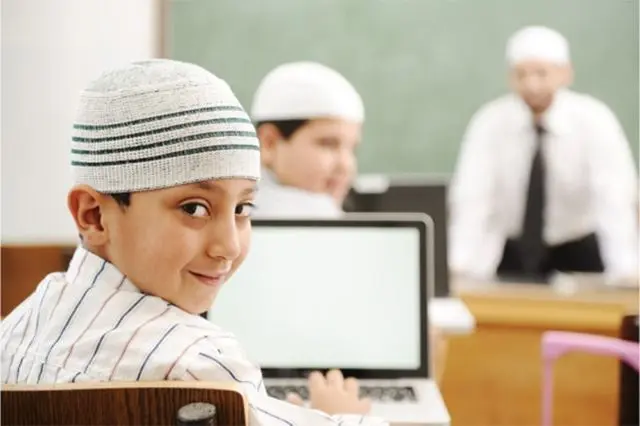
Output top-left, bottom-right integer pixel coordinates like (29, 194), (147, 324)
(71, 59), (260, 193)
(506, 26), (570, 66)
(250, 61), (365, 123)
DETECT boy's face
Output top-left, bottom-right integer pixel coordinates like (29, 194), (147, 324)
(509, 60), (573, 115)
(262, 118), (362, 204)
(71, 179), (256, 314)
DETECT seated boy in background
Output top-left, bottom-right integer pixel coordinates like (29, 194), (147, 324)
(251, 61), (364, 218)
(0, 59), (387, 425)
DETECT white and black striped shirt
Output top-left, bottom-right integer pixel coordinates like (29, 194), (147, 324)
(1, 247), (387, 426)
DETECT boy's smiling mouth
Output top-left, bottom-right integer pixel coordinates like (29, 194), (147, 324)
(189, 270), (229, 287)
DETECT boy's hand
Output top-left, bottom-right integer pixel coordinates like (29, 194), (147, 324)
(285, 370), (372, 415)
(305, 369), (371, 415)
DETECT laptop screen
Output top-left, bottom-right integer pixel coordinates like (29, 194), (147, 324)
(207, 218), (430, 379)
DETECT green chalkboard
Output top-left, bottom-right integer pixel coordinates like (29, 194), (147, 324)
(168, 0), (638, 174)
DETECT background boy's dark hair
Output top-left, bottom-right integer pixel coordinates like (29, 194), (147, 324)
(254, 119), (309, 140)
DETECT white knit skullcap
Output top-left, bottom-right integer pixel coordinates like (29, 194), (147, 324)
(250, 62), (364, 123)
(506, 26), (570, 66)
(71, 59), (260, 193)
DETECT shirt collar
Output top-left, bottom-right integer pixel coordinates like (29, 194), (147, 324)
(65, 245), (139, 293)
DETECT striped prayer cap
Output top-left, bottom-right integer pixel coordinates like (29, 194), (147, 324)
(71, 59), (260, 193)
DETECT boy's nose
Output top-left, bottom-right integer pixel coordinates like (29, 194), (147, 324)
(336, 151), (356, 177)
(206, 216), (242, 261)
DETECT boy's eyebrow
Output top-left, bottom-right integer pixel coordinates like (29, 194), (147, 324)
(192, 181), (257, 196)
(316, 136), (361, 145)
(240, 186), (257, 196)
(316, 136), (340, 142)
(194, 181), (216, 192)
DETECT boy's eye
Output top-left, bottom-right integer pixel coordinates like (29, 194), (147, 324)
(235, 202), (256, 217)
(181, 202), (210, 218)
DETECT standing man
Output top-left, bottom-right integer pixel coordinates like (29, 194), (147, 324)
(449, 26), (638, 284)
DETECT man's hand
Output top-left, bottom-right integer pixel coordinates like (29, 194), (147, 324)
(285, 369), (371, 415)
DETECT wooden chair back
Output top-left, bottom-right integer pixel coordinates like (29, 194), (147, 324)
(1, 381), (248, 425)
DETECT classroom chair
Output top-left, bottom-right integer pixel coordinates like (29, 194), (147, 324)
(1, 380), (248, 425)
(540, 331), (640, 426)
(618, 314), (639, 426)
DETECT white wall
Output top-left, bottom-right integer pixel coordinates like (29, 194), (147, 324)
(1, 0), (160, 244)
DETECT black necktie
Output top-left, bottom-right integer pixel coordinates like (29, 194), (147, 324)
(519, 124), (546, 275)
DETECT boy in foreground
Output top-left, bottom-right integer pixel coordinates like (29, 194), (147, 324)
(0, 59), (386, 425)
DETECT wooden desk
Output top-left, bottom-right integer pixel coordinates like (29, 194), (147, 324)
(440, 280), (638, 426)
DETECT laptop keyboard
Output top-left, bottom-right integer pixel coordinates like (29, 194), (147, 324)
(266, 385), (417, 402)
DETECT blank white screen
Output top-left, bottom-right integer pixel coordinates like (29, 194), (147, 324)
(209, 226), (422, 369)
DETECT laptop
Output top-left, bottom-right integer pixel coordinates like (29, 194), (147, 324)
(345, 174), (475, 334)
(207, 214), (450, 425)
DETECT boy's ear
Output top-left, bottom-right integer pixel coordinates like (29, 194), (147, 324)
(67, 185), (112, 247)
(256, 123), (284, 167)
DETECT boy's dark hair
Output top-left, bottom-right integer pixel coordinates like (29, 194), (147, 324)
(110, 192), (131, 207)
(255, 119), (309, 140)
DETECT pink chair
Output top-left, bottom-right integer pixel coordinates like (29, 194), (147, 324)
(541, 331), (640, 426)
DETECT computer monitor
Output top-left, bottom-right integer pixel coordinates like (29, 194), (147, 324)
(207, 215), (433, 379)
(344, 174), (451, 297)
